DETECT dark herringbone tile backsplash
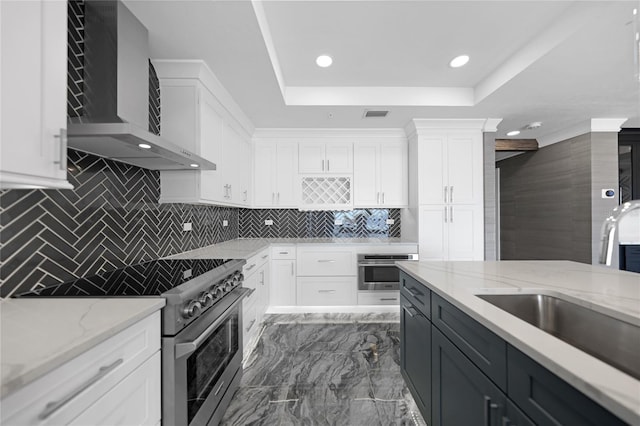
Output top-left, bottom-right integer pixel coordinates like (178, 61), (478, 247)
(0, 150), (238, 298)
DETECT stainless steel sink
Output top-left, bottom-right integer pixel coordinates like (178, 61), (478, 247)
(477, 293), (640, 380)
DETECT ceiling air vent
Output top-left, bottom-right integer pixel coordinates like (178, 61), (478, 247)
(363, 110), (389, 118)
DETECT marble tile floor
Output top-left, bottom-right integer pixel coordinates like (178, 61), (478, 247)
(221, 313), (426, 426)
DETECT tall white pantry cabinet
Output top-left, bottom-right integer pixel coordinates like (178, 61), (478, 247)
(406, 119), (489, 261)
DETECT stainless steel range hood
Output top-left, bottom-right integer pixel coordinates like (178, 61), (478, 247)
(67, 0), (216, 171)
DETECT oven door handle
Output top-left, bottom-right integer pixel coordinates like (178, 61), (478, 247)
(174, 288), (253, 359)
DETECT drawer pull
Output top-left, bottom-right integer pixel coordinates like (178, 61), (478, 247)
(261, 255), (269, 260)
(380, 298), (398, 301)
(38, 358), (123, 420)
(317, 259), (336, 263)
(279, 251), (289, 255)
(318, 290), (336, 293)
(245, 264), (256, 271)
(214, 381), (226, 396)
(405, 287), (421, 298)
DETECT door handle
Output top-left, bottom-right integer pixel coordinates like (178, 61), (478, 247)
(53, 128), (67, 171)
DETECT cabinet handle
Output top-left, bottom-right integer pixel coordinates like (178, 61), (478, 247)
(38, 358), (124, 420)
(243, 190), (248, 201)
(444, 185), (448, 203)
(246, 263), (256, 271)
(327, 159), (330, 171)
(246, 319), (256, 332)
(261, 254), (269, 260)
(501, 417), (511, 426)
(377, 192), (380, 204)
(450, 186), (454, 202)
(450, 206), (454, 223)
(279, 251), (289, 255)
(382, 192), (385, 204)
(229, 184), (232, 199)
(53, 128), (67, 171)
(272, 192), (275, 203)
(321, 159), (325, 171)
(260, 270), (265, 285)
(277, 192), (280, 202)
(318, 289), (336, 293)
(214, 380), (226, 396)
(291, 263), (294, 276)
(444, 206), (448, 223)
(405, 287), (420, 298)
(380, 298), (398, 301)
(483, 396), (500, 426)
(317, 259), (336, 263)
(403, 306), (418, 317)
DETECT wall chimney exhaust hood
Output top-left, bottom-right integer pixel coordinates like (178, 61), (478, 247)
(67, 0), (216, 171)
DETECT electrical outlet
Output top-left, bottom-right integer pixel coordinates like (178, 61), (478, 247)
(183, 269), (192, 279)
(183, 222), (192, 231)
(222, 220), (228, 227)
(265, 219), (274, 226)
(386, 219), (395, 225)
(334, 219), (343, 226)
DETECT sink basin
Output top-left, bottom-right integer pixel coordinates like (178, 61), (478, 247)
(477, 293), (640, 380)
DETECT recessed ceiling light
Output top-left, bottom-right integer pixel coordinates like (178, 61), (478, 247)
(316, 55), (333, 68)
(449, 55), (469, 68)
(190, 164), (199, 168)
(138, 143), (151, 149)
(506, 130), (520, 137)
(525, 121), (543, 130)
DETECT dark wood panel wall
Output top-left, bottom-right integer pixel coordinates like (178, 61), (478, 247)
(484, 132), (497, 260)
(497, 132), (618, 264)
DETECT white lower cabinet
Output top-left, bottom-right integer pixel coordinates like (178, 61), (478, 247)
(242, 248), (270, 353)
(1, 312), (161, 426)
(269, 245), (297, 306)
(297, 277), (357, 306)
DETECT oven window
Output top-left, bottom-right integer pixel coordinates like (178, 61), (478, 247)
(186, 311), (239, 423)
(364, 265), (399, 283)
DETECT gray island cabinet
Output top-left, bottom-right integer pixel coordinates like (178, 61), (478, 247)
(399, 269), (630, 426)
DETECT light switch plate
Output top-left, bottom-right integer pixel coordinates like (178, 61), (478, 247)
(183, 223), (192, 231)
(386, 219), (395, 225)
(334, 219), (343, 225)
(265, 219), (274, 226)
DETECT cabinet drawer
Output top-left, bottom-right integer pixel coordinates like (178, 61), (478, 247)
(1, 312), (160, 425)
(69, 353), (161, 426)
(244, 248), (269, 276)
(400, 272), (430, 317)
(297, 247), (355, 276)
(297, 277), (357, 305)
(431, 293), (507, 391)
(358, 291), (400, 305)
(271, 245), (296, 260)
(507, 345), (626, 426)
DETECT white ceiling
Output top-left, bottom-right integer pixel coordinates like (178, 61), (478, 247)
(124, 0), (640, 142)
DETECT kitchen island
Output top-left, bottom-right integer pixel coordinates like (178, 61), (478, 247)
(397, 260), (640, 425)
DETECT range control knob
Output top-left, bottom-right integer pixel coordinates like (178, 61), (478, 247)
(214, 285), (225, 299)
(182, 300), (202, 319)
(198, 291), (214, 308)
(223, 279), (234, 292)
(233, 271), (244, 282)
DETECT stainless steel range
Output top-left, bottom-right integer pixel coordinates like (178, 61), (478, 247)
(19, 258), (250, 426)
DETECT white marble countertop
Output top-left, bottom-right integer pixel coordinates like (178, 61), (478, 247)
(397, 260), (640, 425)
(0, 297), (165, 398)
(167, 237), (418, 260)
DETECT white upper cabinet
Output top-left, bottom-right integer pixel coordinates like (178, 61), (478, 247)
(253, 141), (298, 208)
(418, 131), (483, 206)
(1, 0), (72, 189)
(299, 141), (352, 173)
(155, 60), (253, 207)
(353, 141), (407, 207)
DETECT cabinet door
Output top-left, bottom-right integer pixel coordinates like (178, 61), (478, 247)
(237, 138), (251, 205)
(325, 143), (353, 173)
(417, 134), (446, 205)
(432, 327), (506, 426)
(446, 132), (483, 205)
(353, 143), (379, 206)
(419, 206), (447, 261)
(200, 91), (225, 201)
(1, 0), (70, 189)
(379, 142), (407, 207)
(507, 345), (626, 426)
(447, 204), (484, 260)
(270, 260), (296, 306)
(276, 142), (299, 207)
(400, 295), (432, 423)
(69, 353), (161, 426)
(298, 142), (325, 173)
(254, 142), (277, 207)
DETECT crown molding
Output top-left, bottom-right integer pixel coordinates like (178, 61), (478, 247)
(252, 128), (407, 140)
(537, 118), (628, 147)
